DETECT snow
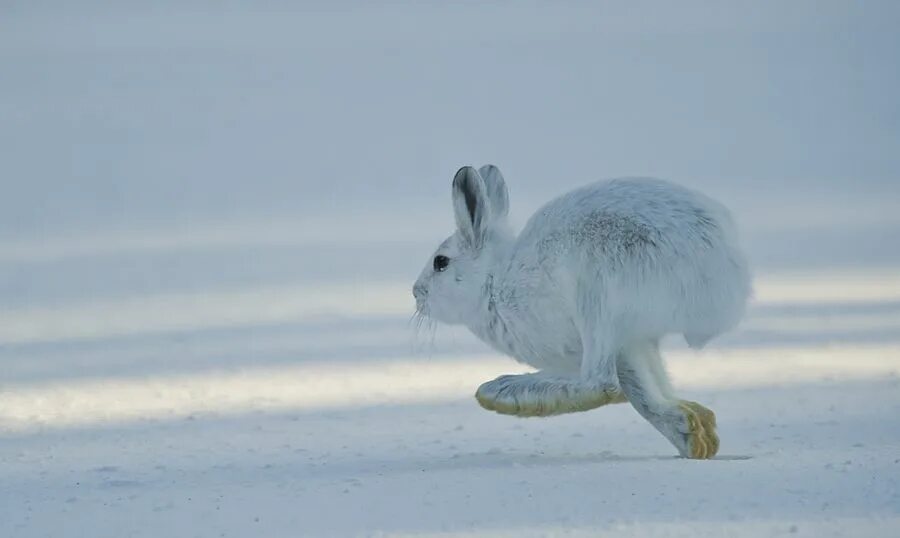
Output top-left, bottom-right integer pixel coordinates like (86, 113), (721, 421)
(1, 1), (899, 537)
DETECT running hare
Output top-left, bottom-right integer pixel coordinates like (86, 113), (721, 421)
(413, 165), (750, 459)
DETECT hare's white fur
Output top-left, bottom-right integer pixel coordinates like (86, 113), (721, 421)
(413, 165), (750, 458)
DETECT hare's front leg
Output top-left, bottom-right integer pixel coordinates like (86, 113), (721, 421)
(475, 372), (626, 417)
(616, 340), (719, 459)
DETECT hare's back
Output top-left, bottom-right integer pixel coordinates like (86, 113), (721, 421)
(518, 178), (750, 342)
(521, 178), (738, 250)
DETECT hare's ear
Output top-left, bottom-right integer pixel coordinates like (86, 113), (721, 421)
(452, 166), (492, 247)
(478, 164), (509, 219)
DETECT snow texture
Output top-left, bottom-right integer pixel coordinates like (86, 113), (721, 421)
(1, 1), (899, 537)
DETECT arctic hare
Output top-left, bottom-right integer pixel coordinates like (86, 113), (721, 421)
(413, 165), (751, 459)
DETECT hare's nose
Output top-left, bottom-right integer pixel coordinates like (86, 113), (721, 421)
(412, 283), (426, 299)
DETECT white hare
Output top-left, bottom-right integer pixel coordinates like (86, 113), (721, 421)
(413, 165), (751, 459)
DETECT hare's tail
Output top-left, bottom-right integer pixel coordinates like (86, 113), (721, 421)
(475, 372), (627, 417)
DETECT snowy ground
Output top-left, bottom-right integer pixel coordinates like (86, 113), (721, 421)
(2, 274), (900, 537)
(2, 2), (900, 537)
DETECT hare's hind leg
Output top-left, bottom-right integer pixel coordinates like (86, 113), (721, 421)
(616, 341), (719, 459)
(475, 372), (626, 417)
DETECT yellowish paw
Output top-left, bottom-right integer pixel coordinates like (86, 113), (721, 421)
(475, 376), (627, 417)
(678, 400), (719, 459)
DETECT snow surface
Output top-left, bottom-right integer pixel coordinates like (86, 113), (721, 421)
(2, 2), (899, 537)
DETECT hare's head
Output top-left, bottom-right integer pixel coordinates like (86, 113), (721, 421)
(413, 165), (512, 325)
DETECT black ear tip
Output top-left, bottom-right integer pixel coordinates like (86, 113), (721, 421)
(453, 165), (476, 184)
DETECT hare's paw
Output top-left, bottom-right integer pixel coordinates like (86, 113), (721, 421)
(676, 400), (719, 459)
(475, 374), (523, 415)
(475, 373), (625, 417)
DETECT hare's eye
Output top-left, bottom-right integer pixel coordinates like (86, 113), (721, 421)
(433, 255), (450, 272)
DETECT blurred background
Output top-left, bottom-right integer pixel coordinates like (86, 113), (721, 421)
(1, 2), (899, 537)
